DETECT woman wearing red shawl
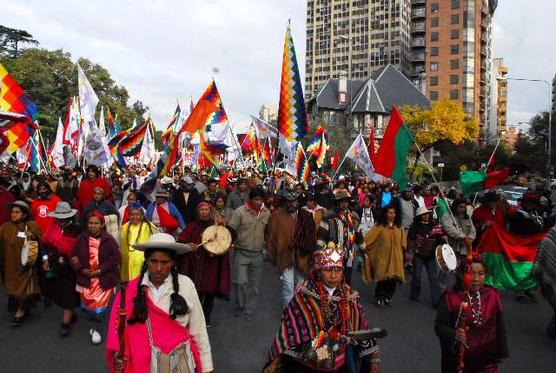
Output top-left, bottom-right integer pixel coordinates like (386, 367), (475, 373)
(178, 202), (231, 327)
(106, 233), (213, 373)
(41, 202), (82, 337)
(435, 255), (509, 373)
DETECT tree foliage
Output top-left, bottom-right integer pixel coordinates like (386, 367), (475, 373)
(1, 48), (148, 141)
(0, 25), (38, 58)
(401, 98), (478, 150)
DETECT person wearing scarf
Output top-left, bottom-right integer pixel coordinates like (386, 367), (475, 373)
(0, 201), (42, 326)
(120, 202), (158, 282)
(106, 234), (213, 373)
(146, 190), (185, 236)
(227, 187), (271, 321)
(319, 191), (361, 286)
(118, 190), (141, 227)
(178, 202), (231, 327)
(362, 206), (407, 307)
(71, 211), (120, 344)
(264, 242), (381, 373)
(435, 255), (509, 372)
(41, 202), (82, 337)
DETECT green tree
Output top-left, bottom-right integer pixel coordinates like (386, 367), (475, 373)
(0, 25), (38, 58)
(1, 48), (148, 141)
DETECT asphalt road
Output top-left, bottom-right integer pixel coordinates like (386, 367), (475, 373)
(1, 262), (555, 373)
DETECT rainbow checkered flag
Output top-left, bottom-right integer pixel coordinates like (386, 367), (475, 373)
(306, 126), (329, 168)
(295, 143), (310, 185)
(277, 23), (308, 144)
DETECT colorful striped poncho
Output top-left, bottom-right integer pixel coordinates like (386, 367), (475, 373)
(268, 273), (376, 370)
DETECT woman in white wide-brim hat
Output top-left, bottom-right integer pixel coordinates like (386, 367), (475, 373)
(106, 233), (214, 373)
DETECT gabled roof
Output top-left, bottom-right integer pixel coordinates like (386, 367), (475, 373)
(308, 78), (365, 111)
(370, 64), (430, 111)
(308, 64), (430, 114)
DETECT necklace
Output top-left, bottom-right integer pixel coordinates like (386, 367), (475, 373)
(467, 290), (483, 326)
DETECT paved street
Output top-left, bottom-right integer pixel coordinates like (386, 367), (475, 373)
(1, 262), (555, 372)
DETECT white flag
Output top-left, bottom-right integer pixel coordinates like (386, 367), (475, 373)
(224, 124), (240, 162)
(77, 64), (99, 127)
(51, 117), (65, 168)
(139, 121), (156, 165)
(98, 106), (106, 138)
(251, 115), (278, 139)
(63, 97), (80, 150)
(345, 134), (378, 180)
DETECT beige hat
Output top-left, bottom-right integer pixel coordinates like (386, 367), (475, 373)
(415, 206), (430, 217)
(133, 233), (192, 255)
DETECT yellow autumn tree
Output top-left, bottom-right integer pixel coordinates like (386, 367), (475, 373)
(401, 97), (478, 150)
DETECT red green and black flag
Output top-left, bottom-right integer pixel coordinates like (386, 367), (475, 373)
(477, 224), (546, 291)
(373, 106), (412, 187)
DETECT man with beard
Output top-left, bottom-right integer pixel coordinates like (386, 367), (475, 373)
(267, 191), (317, 308)
(171, 175), (201, 223)
(31, 180), (62, 233)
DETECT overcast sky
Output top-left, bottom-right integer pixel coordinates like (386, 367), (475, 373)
(2, 0), (555, 132)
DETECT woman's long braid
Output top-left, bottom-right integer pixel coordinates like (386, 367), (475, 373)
(127, 263), (148, 324)
(169, 266), (188, 319)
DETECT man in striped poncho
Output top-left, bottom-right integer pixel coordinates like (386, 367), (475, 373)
(264, 242), (381, 373)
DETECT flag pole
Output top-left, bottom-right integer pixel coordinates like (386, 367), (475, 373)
(332, 152), (349, 180)
(404, 124), (462, 233)
(471, 136), (503, 205)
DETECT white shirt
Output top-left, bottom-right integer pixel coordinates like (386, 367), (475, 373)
(415, 195), (426, 209)
(142, 272), (214, 372)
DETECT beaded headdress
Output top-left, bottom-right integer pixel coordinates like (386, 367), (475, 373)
(314, 241), (345, 270)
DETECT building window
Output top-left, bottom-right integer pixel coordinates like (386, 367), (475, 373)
(430, 62), (439, 72)
(450, 75), (459, 84)
(451, 29), (459, 39)
(450, 59), (459, 69)
(451, 14), (459, 24)
(430, 47), (439, 56)
(430, 91), (439, 101)
(431, 32), (439, 42)
(431, 3), (439, 13)
(450, 44), (459, 54)
(450, 89), (459, 99)
(451, 0), (460, 9)
(430, 76), (438, 86)
(431, 17), (439, 27)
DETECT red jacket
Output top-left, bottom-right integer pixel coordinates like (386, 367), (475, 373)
(76, 177), (113, 212)
(31, 195), (62, 233)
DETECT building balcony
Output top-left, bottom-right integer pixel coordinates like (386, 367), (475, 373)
(411, 24), (426, 33)
(411, 8), (426, 19)
(412, 53), (426, 61)
(411, 0), (426, 4)
(411, 38), (426, 47)
(480, 47), (486, 56)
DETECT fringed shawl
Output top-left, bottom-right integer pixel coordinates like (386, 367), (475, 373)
(269, 274), (367, 361)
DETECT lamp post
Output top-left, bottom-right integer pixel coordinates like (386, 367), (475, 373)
(498, 77), (553, 184)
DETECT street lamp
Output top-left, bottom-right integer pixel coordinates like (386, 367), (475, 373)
(498, 77), (553, 182)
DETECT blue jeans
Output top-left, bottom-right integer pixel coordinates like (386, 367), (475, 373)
(280, 266), (305, 309)
(410, 255), (441, 306)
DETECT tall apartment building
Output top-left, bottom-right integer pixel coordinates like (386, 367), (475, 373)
(493, 58), (507, 130)
(410, 0), (497, 134)
(305, 0), (498, 136)
(305, 0), (412, 99)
